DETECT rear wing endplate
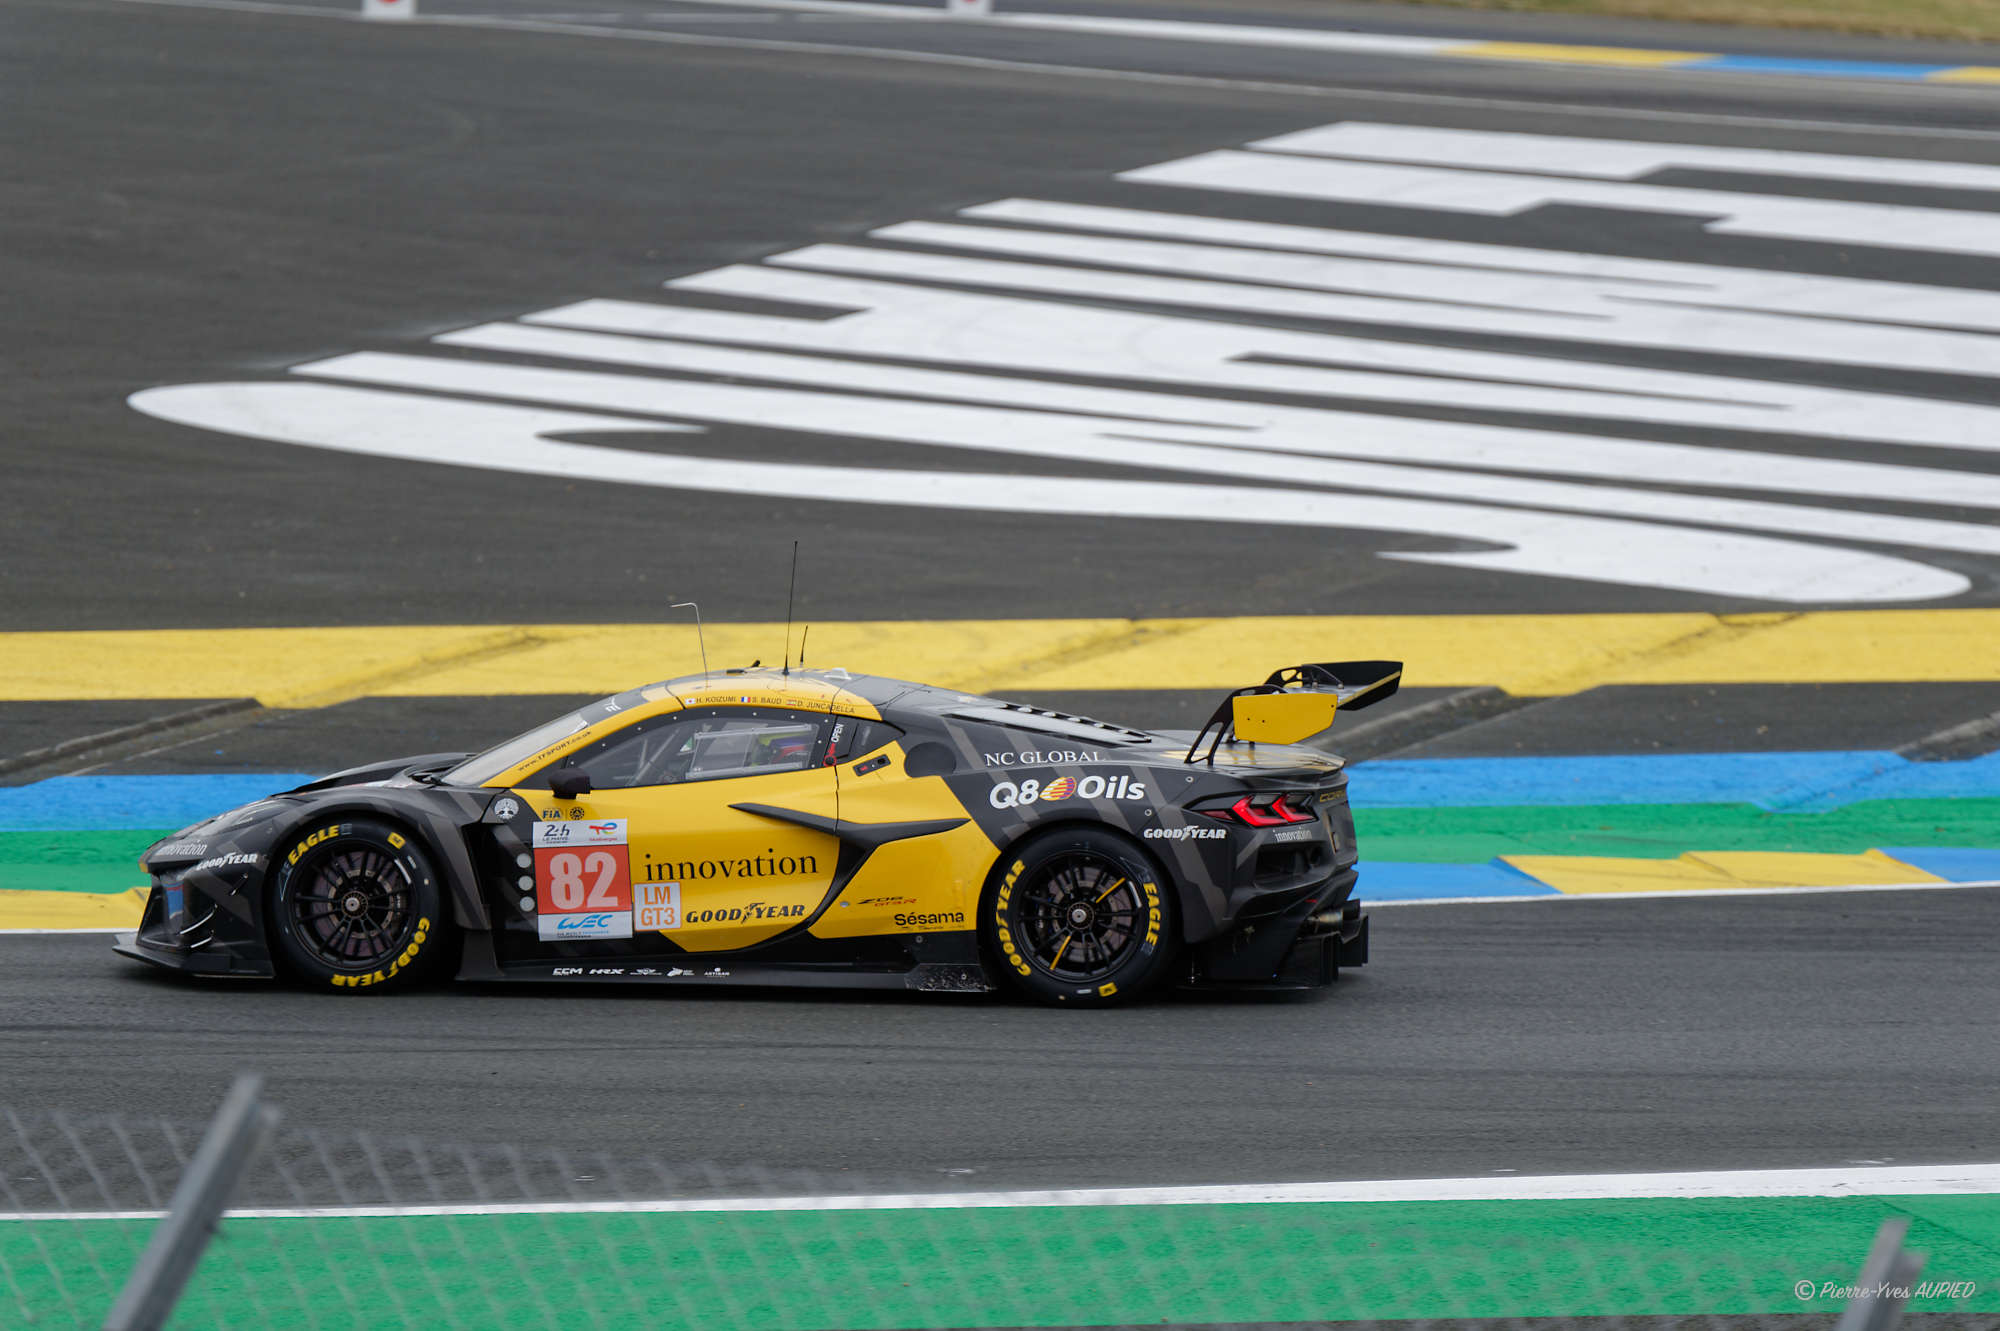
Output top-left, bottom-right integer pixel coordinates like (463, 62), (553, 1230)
(1185, 661), (1403, 765)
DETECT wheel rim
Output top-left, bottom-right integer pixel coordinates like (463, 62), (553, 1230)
(1014, 850), (1147, 984)
(289, 841), (417, 971)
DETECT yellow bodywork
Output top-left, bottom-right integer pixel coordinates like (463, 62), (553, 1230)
(518, 765), (843, 953)
(814, 741), (999, 939)
(1230, 691), (1340, 744)
(497, 670), (994, 955)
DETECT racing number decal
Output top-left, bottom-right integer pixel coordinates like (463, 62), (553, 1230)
(540, 849), (625, 912)
(533, 821), (633, 940)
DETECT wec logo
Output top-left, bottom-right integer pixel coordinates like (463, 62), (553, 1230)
(539, 909), (632, 941)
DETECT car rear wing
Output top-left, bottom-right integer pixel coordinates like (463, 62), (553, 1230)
(1185, 661), (1403, 765)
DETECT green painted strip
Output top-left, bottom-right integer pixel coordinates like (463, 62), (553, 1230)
(7, 1195), (1997, 1329)
(1354, 798), (2000, 864)
(12, 796), (2000, 897)
(0, 829), (163, 894)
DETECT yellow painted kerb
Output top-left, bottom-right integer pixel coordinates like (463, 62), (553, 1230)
(1930, 66), (2000, 83)
(1449, 41), (1707, 67)
(0, 888), (148, 931)
(1, 609), (1997, 706)
(1506, 849), (1944, 895)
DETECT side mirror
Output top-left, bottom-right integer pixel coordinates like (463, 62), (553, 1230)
(549, 767), (594, 800)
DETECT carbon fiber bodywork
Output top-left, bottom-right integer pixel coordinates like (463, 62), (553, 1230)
(115, 668), (1377, 996)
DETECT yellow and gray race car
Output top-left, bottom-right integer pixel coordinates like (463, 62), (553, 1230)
(117, 660), (1400, 1006)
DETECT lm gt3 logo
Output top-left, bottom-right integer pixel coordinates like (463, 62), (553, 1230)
(989, 774), (1146, 809)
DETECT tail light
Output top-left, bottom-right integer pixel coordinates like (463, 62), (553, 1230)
(1199, 793), (1316, 827)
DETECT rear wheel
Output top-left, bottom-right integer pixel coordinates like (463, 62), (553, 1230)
(984, 827), (1178, 1006)
(268, 817), (451, 993)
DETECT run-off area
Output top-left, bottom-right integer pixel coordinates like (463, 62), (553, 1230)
(8, 1181), (1999, 1326)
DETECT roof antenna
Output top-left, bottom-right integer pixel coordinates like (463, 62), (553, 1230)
(782, 540), (799, 677)
(672, 601), (708, 682)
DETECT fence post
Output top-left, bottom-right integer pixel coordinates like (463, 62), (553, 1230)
(101, 1074), (281, 1331)
(1832, 1216), (1927, 1331)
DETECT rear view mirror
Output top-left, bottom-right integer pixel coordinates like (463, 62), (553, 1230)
(549, 767), (594, 800)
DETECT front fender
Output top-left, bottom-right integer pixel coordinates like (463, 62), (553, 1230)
(264, 787), (497, 930)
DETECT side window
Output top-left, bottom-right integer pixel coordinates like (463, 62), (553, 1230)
(533, 710), (829, 790)
(827, 718), (903, 765)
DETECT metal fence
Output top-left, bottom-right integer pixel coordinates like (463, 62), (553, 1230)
(0, 1077), (1968, 1331)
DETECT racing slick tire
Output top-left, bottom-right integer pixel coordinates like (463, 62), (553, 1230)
(267, 817), (452, 993)
(984, 826), (1179, 1007)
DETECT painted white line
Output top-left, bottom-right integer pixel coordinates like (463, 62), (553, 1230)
(1260, 122), (2000, 193)
(1367, 893), (1563, 907)
(440, 321), (2000, 554)
(636, 0), (1464, 57)
(111, 0), (353, 16)
(1368, 880), (2000, 907)
(229, 362), (1958, 601)
(994, 11), (1453, 56)
(744, 245), (2000, 451)
(1124, 151), (2000, 259)
(0, 926), (130, 936)
(638, 11), (786, 20)
(870, 216), (2000, 380)
(963, 197), (2000, 340)
(9, 1160), (2000, 1222)
(535, 285), (2000, 506)
(98, 0), (2000, 139)
(597, 0), (947, 18)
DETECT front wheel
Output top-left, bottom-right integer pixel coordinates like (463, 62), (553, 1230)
(267, 817), (452, 993)
(985, 827), (1178, 1006)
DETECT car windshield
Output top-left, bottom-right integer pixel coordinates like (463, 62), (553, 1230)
(444, 704), (605, 788)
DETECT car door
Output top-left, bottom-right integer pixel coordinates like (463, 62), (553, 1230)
(511, 706), (842, 954)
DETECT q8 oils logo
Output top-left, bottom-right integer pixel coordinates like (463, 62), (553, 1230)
(989, 773), (1147, 809)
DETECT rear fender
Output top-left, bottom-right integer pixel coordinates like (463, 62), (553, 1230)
(983, 818), (1215, 946)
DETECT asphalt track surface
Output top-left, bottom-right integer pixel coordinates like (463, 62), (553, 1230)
(11, 0), (2000, 634)
(6, 0), (2000, 1199)
(9, 887), (2000, 1190)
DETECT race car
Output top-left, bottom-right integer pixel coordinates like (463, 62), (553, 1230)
(116, 660), (1399, 1005)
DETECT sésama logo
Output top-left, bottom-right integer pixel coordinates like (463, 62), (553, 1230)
(989, 774), (1147, 809)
